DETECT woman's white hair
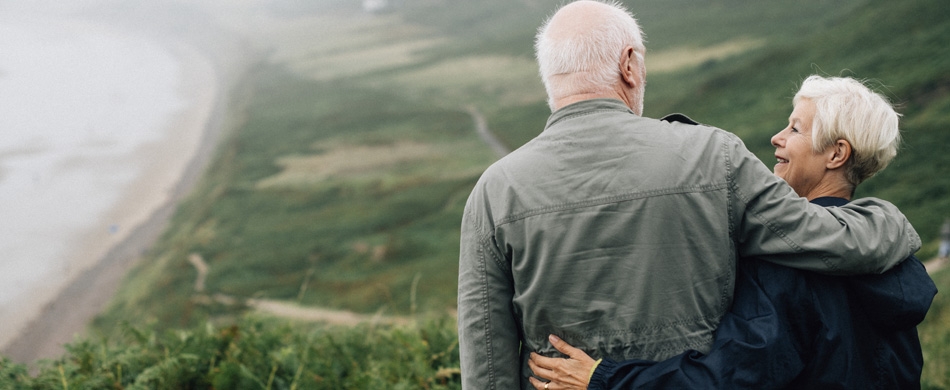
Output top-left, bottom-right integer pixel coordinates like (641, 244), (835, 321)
(534, 0), (646, 111)
(794, 75), (902, 186)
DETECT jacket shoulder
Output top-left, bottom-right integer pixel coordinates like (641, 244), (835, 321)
(658, 113), (741, 147)
(660, 113), (702, 125)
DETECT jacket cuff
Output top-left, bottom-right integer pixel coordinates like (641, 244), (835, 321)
(588, 358), (619, 390)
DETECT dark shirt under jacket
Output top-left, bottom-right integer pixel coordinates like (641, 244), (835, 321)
(589, 197), (938, 390)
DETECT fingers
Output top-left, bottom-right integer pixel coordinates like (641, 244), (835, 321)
(530, 351), (558, 370)
(529, 352), (556, 380)
(549, 334), (581, 358)
(531, 346), (590, 390)
(528, 376), (550, 390)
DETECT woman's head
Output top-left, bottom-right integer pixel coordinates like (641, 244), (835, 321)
(794, 75), (902, 186)
(771, 75), (901, 198)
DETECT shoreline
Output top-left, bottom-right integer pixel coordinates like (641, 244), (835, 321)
(0, 30), (238, 363)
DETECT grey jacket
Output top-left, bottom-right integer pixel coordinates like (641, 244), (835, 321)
(457, 99), (921, 389)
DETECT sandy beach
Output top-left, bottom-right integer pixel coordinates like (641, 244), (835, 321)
(0, 12), (239, 362)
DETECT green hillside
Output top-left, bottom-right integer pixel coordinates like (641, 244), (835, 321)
(3, 0), (948, 387)
(93, 0), (916, 333)
(642, 0), (950, 248)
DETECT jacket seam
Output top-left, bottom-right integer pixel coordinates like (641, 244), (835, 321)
(466, 207), (511, 272)
(576, 313), (723, 338)
(497, 183), (728, 226)
(463, 208), (506, 388)
(722, 136), (737, 312)
(475, 237), (497, 388)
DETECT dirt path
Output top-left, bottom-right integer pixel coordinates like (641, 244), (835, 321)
(466, 105), (510, 158)
(925, 257), (948, 274)
(187, 253), (410, 326)
(247, 299), (411, 326)
(187, 253), (210, 293)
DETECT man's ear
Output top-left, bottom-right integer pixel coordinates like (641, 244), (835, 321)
(619, 46), (640, 88)
(827, 139), (852, 169)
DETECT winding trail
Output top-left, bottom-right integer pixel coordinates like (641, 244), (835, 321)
(925, 257), (948, 274)
(187, 253), (210, 293)
(245, 299), (411, 326)
(466, 105), (510, 158)
(187, 254), (410, 326)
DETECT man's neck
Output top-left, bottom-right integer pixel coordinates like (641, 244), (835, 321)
(553, 93), (621, 111)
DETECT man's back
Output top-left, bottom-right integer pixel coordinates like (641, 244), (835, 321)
(460, 99), (747, 387)
(496, 99), (736, 357)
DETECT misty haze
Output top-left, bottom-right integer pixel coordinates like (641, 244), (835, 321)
(0, 0), (947, 388)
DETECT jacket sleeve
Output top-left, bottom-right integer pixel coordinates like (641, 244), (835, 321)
(458, 194), (521, 389)
(724, 133), (920, 274)
(588, 347), (800, 390)
(847, 255), (937, 331)
(586, 261), (808, 390)
(587, 256), (935, 389)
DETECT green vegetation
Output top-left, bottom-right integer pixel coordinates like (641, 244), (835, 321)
(641, 0), (950, 251)
(922, 267), (950, 389)
(4, 0), (949, 387)
(92, 69), (494, 330)
(0, 317), (460, 389)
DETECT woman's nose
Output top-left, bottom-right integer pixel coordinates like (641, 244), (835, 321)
(771, 129), (785, 148)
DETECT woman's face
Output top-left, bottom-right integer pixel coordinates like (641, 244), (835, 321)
(770, 98), (830, 197)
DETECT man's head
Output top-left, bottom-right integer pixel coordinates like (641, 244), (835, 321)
(535, 1), (646, 113)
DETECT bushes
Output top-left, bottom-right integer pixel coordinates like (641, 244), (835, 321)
(0, 317), (460, 389)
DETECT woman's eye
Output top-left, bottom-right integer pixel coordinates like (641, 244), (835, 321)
(791, 127), (799, 133)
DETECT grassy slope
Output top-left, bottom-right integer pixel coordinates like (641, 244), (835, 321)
(921, 267), (950, 389)
(93, 0), (871, 330)
(644, 0), (950, 254)
(41, 0), (946, 387)
(94, 70), (493, 330)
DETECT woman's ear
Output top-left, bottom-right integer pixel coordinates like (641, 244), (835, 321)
(827, 139), (852, 169)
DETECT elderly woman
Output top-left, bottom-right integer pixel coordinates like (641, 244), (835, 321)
(528, 75), (937, 389)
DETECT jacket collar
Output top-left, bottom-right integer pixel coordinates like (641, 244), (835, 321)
(810, 197), (849, 207)
(544, 99), (636, 130)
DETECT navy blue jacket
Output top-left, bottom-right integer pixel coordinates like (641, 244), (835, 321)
(589, 197), (938, 389)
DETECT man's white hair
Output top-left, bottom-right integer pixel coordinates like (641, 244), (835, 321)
(794, 75), (902, 186)
(534, 0), (646, 111)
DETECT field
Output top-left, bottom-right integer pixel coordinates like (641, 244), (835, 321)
(3, 0), (949, 387)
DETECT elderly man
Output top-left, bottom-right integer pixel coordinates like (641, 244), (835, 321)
(457, 1), (920, 389)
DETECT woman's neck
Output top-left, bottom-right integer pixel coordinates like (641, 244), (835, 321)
(803, 175), (853, 201)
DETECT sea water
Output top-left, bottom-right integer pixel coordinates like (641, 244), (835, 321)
(0, 11), (185, 340)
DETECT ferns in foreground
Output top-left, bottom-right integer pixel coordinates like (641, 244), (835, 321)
(0, 316), (461, 389)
